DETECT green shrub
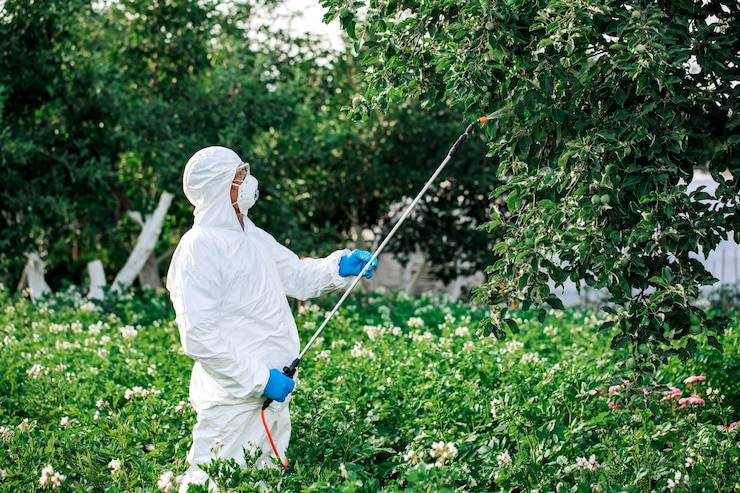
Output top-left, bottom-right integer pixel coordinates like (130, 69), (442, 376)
(0, 288), (737, 492)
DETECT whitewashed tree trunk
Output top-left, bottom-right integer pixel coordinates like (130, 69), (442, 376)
(87, 260), (107, 300)
(448, 275), (462, 302)
(16, 252), (51, 301)
(112, 191), (173, 293)
(407, 257), (428, 295)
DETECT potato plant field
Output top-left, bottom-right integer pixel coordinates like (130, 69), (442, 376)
(0, 287), (738, 492)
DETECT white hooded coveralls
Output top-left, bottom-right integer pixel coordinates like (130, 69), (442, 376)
(166, 147), (351, 490)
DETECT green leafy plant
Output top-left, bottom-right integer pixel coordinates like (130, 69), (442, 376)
(320, 0), (740, 372)
(0, 288), (737, 491)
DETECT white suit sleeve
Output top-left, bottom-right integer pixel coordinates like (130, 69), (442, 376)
(168, 248), (269, 399)
(256, 229), (352, 300)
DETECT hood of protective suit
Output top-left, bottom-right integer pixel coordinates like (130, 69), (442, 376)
(183, 146), (243, 230)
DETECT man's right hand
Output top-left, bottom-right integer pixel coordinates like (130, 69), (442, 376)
(263, 368), (295, 402)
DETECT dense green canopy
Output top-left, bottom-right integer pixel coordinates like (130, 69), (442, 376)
(320, 0), (739, 373)
(0, 0), (498, 291)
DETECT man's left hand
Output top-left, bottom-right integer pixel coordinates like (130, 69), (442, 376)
(339, 250), (378, 279)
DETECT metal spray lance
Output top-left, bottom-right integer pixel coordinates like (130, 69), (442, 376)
(261, 115), (489, 414)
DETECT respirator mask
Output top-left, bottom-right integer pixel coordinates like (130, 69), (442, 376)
(232, 163), (259, 214)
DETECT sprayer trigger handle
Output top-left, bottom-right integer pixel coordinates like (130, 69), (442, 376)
(283, 357), (300, 378)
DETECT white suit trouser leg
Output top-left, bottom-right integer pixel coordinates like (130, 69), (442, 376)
(178, 402), (291, 492)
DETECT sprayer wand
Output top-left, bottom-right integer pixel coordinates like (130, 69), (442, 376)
(296, 117), (486, 360)
(260, 116), (486, 466)
(262, 116), (486, 410)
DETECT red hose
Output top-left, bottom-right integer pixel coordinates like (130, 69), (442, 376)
(261, 409), (288, 467)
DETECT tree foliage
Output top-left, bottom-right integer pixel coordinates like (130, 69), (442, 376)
(251, 57), (501, 282)
(0, 0), (295, 288)
(322, 0), (739, 373)
(0, 0), (499, 293)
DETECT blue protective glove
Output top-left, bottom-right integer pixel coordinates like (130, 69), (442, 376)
(263, 368), (295, 402)
(338, 249), (379, 279)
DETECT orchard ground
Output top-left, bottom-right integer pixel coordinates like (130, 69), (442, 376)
(0, 287), (738, 492)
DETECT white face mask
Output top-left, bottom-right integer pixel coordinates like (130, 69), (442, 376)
(233, 175), (259, 214)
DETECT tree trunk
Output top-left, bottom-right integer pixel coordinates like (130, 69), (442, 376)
(112, 191), (173, 292)
(87, 260), (106, 300)
(407, 256), (428, 295)
(137, 252), (163, 289)
(16, 252), (51, 301)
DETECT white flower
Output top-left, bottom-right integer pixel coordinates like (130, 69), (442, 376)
(402, 448), (421, 464)
(363, 325), (382, 340)
(496, 450), (512, 466)
(0, 426), (14, 441)
(520, 352), (542, 364)
(315, 350), (331, 362)
(124, 386), (158, 400)
(27, 364), (45, 379)
(157, 471), (175, 492)
(429, 441), (458, 465)
(349, 341), (375, 359)
(410, 331), (435, 343)
(407, 317), (425, 329)
(666, 471), (690, 491)
(108, 459), (121, 473)
(88, 321), (104, 335)
(504, 340), (524, 353)
(80, 301), (97, 312)
(454, 326), (470, 337)
(39, 464), (66, 489)
(49, 323), (66, 334)
(543, 325), (557, 336)
(668, 471), (689, 491)
(575, 454), (599, 472)
(210, 439), (225, 454)
(120, 325), (138, 339)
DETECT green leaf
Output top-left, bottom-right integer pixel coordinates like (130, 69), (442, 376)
(545, 294), (564, 310)
(504, 318), (520, 334)
(707, 335), (724, 353)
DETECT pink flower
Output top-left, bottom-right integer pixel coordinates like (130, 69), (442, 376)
(608, 401), (616, 409)
(678, 394), (705, 408)
(683, 375), (706, 385)
(661, 387), (681, 402)
(729, 422), (737, 431)
(608, 385), (622, 395)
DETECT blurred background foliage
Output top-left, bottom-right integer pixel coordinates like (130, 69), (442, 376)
(0, 0), (500, 291)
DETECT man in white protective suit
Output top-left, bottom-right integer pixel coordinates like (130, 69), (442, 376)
(166, 146), (378, 491)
